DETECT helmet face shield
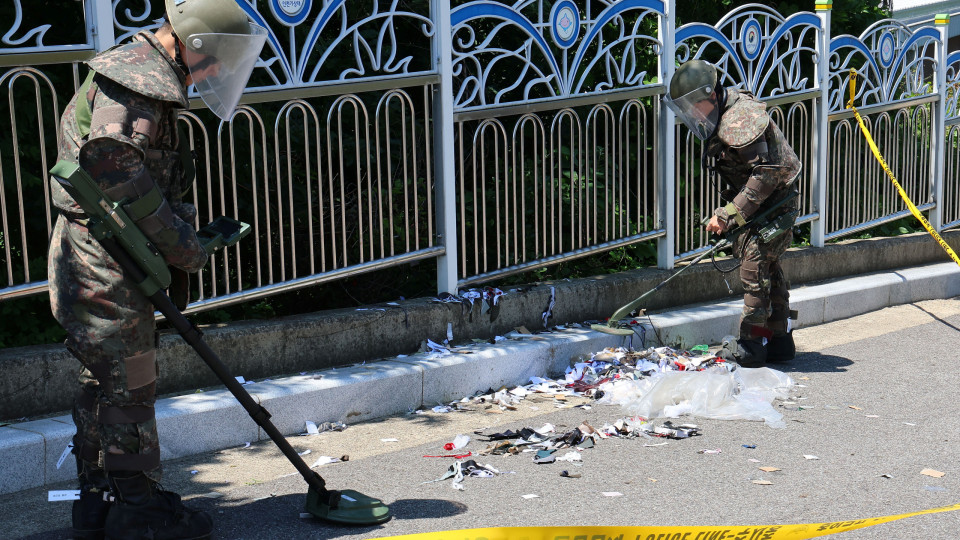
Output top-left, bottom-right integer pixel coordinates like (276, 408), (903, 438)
(183, 23), (268, 121)
(664, 84), (719, 140)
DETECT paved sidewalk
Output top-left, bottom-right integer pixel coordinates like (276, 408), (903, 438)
(3, 295), (960, 539)
(0, 260), (957, 498)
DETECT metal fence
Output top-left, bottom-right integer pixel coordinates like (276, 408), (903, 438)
(0, 1), (958, 312)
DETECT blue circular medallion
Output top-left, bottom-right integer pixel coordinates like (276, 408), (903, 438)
(879, 32), (895, 68)
(270, 0), (312, 27)
(741, 19), (762, 61)
(551, 0), (580, 50)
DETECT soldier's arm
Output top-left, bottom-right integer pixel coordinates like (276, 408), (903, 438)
(79, 77), (208, 273)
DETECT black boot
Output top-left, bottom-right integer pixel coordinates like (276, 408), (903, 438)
(73, 487), (112, 540)
(718, 337), (768, 367)
(105, 472), (213, 540)
(767, 332), (795, 362)
(73, 458), (112, 540)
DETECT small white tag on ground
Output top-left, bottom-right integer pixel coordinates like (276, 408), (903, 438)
(48, 490), (80, 502)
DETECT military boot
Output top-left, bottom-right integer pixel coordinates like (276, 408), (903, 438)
(767, 332), (795, 362)
(73, 486), (113, 540)
(73, 458), (112, 540)
(718, 336), (768, 367)
(104, 471), (213, 540)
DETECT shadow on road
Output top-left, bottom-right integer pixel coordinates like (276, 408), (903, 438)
(389, 498), (468, 520)
(772, 351), (854, 373)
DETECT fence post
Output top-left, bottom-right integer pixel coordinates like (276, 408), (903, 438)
(87, 0), (116, 52)
(810, 2), (832, 248)
(930, 14), (950, 232)
(431, 0), (459, 294)
(656, 0), (676, 270)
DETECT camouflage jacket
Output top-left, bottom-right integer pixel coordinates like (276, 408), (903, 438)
(53, 31), (207, 272)
(704, 89), (801, 227)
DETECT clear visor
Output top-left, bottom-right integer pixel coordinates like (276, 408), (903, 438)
(663, 85), (718, 140)
(183, 23), (268, 122)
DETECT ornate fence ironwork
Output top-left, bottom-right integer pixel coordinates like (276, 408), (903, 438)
(0, 1), (957, 310)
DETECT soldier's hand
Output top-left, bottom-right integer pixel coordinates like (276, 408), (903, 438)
(706, 215), (728, 234)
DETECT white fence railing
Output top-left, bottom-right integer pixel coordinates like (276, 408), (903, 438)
(0, 1), (957, 309)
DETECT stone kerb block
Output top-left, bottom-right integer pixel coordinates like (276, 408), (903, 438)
(156, 389), (259, 460)
(0, 425), (46, 495)
(250, 361), (423, 438)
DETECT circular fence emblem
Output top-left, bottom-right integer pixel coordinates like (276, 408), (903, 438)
(551, 1), (580, 49)
(879, 32), (895, 67)
(741, 19), (762, 60)
(270, 0), (311, 27)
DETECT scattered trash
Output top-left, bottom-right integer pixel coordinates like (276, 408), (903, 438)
(753, 480), (774, 485)
(432, 405), (453, 413)
(56, 442), (74, 469)
(921, 469), (945, 478)
(190, 470), (199, 475)
(305, 421), (319, 435)
(698, 448), (722, 455)
(556, 451), (583, 462)
(803, 455), (819, 460)
(881, 474), (893, 479)
(48, 490), (81, 502)
(602, 492), (623, 497)
(298, 449), (311, 456)
(742, 444), (757, 449)
(243, 442), (251, 449)
(848, 405), (863, 411)
(521, 494), (539, 500)
(560, 470), (581, 478)
(759, 466), (781, 472)
(381, 438), (399, 443)
(311, 456), (342, 468)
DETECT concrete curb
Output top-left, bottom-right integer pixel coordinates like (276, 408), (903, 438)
(2, 261), (957, 495)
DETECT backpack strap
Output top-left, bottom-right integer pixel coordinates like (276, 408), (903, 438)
(74, 70), (99, 139)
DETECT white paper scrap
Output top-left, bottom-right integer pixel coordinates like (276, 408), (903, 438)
(447, 323), (454, 342)
(602, 492), (623, 497)
(298, 449), (311, 456)
(453, 434), (470, 449)
(305, 421), (319, 435)
(56, 442), (74, 470)
(521, 494), (539, 500)
(190, 470), (198, 475)
(48, 490), (81, 502)
(803, 455), (820, 460)
(381, 438), (399, 443)
(311, 456), (339, 468)
(243, 442), (251, 448)
(556, 451), (583, 462)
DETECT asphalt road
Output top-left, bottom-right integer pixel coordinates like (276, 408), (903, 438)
(5, 298), (960, 539)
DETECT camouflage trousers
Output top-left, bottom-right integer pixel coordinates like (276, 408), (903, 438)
(733, 227), (792, 340)
(48, 216), (162, 485)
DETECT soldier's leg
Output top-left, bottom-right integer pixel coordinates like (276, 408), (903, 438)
(718, 234), (769, 366)
(767, 254), (796, 362)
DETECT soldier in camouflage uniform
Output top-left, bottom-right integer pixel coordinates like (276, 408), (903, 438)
(48, 1), (265, 538)
(665, 60), (801, 367)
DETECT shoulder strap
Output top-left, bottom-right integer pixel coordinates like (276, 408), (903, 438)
(75, 70), (99, 139)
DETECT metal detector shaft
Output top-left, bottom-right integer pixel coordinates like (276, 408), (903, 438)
(605, 238), (730, 324)
(98, 235), (329, 497)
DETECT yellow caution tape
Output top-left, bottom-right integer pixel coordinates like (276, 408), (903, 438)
(375, 502), (960, 540)
(846, 69), (960, 269)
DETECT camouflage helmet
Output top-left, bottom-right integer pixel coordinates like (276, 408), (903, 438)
(668, 59), (718, 101)
(164, 0), (251, 42)
(163, 0), (268, 122)
(665, 60), (721, 140)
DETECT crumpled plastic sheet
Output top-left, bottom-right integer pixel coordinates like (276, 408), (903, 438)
(597, 365), (794, 428)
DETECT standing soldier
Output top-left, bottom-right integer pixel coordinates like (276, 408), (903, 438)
(665, 59), (801, 366)
(48, 1), (266, 538)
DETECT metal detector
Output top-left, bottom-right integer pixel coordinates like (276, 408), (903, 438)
(592, 191), (798, 336)
(50, 161), (391, 525)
